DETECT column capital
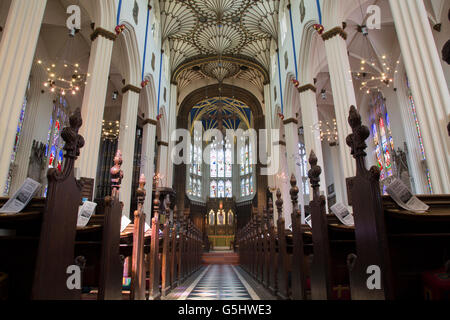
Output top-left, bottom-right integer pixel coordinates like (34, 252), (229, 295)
(297, 84), (316, 93)
(322, 27), (347, 41)
(122, 84), (141, 94)
(283, 118), (298, 125)
(143, 118), (158, 126)
(90, 27), (117, 42)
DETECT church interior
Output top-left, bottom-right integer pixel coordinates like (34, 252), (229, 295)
(0, 0), (449, 302)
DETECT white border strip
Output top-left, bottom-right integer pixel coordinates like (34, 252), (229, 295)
(231, 266), (260, 300)
(177, 265), (211, 300)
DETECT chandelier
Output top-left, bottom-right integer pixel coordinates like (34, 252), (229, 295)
(314, 119), (338, 145)
(38, 29), (88, 96)
(102, 120), (120, 140)
(347, 6), (400, 95)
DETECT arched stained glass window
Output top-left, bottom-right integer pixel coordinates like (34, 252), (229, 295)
(218, 180), (225, 198)
(240, 137), (254, 198)
(210, 180), (217, 198)
(225, 180), (232, 198)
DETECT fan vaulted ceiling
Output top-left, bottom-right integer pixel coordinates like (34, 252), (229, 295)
(160, 0), (279, 91)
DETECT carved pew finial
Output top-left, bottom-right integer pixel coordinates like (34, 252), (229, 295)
(275, 189), (283, 221)
(290, 174), (299, 212)
(110, 150), (123, 196)
(268, 197), (274, 225)
(308, 150), (322, 196)
(136, 174), (146, 211)
(346, 106), (371, 160)
(61, 108), (85, 160)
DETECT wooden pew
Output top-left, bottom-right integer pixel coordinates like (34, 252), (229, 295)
(346, 105), (450, 300)
(130, 175), (147, 300)
(307, 152), (355, 300)
(0, 108), (86, 300)
(0, 198), (45, 299)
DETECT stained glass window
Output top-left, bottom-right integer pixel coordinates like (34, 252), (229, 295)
(406, 77), (432, 193)
(217, 148), (225, 178)
(188, 136), (202, 198)
(370, 93), (395, 190)
(218, 180), (225, 198)
(225, 180), (232, 198)
(210, 143), (217, 178)
(297, 142), (309, 195)
(239, 137), (254, 198)
(210, 180), (217, 198)
(225, 140), (232, 178)
(4, 97), (28, 195)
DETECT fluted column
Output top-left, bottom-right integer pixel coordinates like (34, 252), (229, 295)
(118, 85), (141, 217)
(298, 84), (328, 201)
(283, 118), (305, 219)
(9, 66), (46, 194)
(0, 0), (47, 193)
(322, 27), (356, 205)
(166, 84), (177, 188)
(276, 141), (293, 228)
(76, 29), (115, 184)
(141, 118), (157, 224)
(394, 63), (429, 194)
(156, 141), (169, 187)
(389, 0), (450, 193)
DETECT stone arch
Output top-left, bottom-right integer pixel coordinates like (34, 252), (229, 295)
(113, 22), (141, 86)
(139, 74), (157, 119)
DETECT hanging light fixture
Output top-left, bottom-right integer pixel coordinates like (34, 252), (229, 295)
(38, 27), (88, 97)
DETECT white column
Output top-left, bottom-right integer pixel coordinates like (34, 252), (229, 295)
(117, 87), (140, 218)
(330, 145), (345, 205)
(263, 84), (276, 213)
(298, 85), (328, 200)
(389, 0), (450, 193)
(76, 31), (115, 182)
(166, 84), (177, 188)
(156, 142), (169, 187)
(276, 141), (292, 229)
(0, 0), (47, 193)
(394, 63), (428, 194)
(284, 119), (305, 219)
(322, 28), (357, 206)
(9, 66), (46, 194)
(141, 119), (157, 224)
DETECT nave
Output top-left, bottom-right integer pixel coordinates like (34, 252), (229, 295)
(0, 0), (449, 302)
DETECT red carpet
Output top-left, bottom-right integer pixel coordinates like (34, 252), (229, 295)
(202, 251), (239, 265)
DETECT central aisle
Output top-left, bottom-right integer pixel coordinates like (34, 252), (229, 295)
(183, 265), (259, 300)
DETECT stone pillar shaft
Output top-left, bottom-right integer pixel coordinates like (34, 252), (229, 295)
(76, 33), (114, 183)
(141, 121), (157, 224)
(299, 87), (328, 202)
(323, 31), (357, 205)
(0, 0), (47, 193)
(9, 67), (46, 194)
(389, 0), (450, 193)
(118, 89), (140, 217)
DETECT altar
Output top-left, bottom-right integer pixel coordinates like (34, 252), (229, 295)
(206, 198), (236, 249)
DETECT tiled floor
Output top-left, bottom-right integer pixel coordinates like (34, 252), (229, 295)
(187, 265), (253, 300)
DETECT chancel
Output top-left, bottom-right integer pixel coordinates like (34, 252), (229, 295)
(0, 0), (449, 302)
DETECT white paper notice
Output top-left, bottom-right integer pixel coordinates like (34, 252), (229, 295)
(77, 201), (97, 227)
(386, 178), (429, 213)
(120, 215), (132, 233)
(305, 215), (312, 228)
(0, 178), (41, 214)
(331, 203), (355, 226)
